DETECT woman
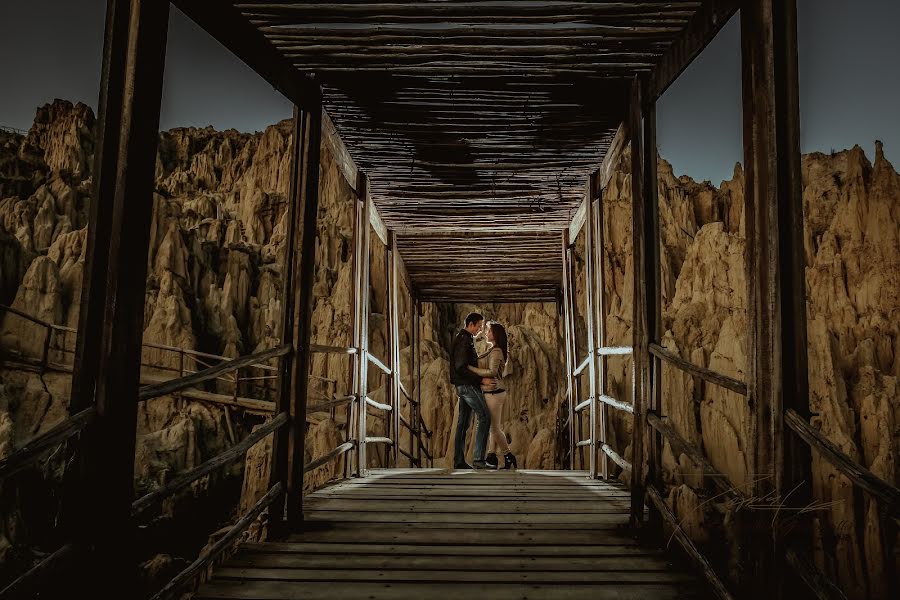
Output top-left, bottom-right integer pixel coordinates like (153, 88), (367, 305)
(468, 322), (517, 470)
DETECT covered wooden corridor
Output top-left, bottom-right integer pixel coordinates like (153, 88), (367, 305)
(1, 1), (897, 599)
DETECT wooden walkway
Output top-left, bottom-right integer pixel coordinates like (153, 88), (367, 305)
(196, 469), (702, 599)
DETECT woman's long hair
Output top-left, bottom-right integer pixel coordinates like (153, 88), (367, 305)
(490, 322), (509, 362)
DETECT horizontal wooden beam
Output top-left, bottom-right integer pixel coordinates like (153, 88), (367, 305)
(650, 0), (740, 99)
(172, 0), (320, 109)
(0, 408), (96, 480)
(149, 482), (283, 600)
(645, 484), (734, 600)
(784, 408), (900, 519)
(137, 344), (291, 402)
(132, 412), (288, 515)
(649, 342), (747, 396)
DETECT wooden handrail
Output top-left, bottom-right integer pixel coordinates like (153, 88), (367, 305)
(600, 443), (632, 472)
(0, 304), (280, 371)
(304, 441), (356, 473)
(785, 408), (900, 518)
(366, 352), (391, 375)
(308, 343), (357, 355)
(399, 411), (413, 431)
(418, 414), (432, 438)
(647, 411), (743, 502)
(398, 446), (421, 466)
(0, 407), (96, 480)
(364, 436), (393, 445)
(0, 304), (54, 328)
(132, 412), (288, 515)
(598, 394), (634, 414)
(646, 484), (734, 600)
(572, 354), (591, 377)
(149, 482), (283, 600)
(417, 436), (433, 461)
(137, 344), (291, 402)
(0, 543), (74, 597)
(784, 544), (848, 600)
(649, 343), (747, 396)
(597, 346), (633, 356)
(365, 397), (392, 412)
(307, 394), (356, 413)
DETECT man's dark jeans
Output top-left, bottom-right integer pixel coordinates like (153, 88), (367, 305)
(453, 384), (491, 466)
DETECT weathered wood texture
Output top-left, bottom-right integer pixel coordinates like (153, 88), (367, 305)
(196, 469), (702, 598)
(741, 0), (811, 595)
(67, 0), (169, 592)
(178, 2), (730, 302)
(628, 76), (648, 528)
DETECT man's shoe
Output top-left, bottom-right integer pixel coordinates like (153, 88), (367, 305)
(454, 462), (474, 470)
(473, 461), (493, 470)
(485, 452), (499, 468)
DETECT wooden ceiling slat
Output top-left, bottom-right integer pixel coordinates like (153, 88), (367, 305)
(194, 0), (723, 302)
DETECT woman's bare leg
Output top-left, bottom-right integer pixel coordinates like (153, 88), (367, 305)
(485, 392), (511, 454)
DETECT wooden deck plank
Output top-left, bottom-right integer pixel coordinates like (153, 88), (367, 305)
(198, 468), (700, 599)
(304, 499), (631, 513)
(196, 581), (698, 600)
(241, 542), (649, 556)
(286, 528), (639, 545)
(214, 567), (694, 584)
(226, 553), (674, 571)
(304, 511), (630, 524)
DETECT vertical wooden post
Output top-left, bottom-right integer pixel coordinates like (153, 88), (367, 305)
(560, 231), (576, 470)
(66, 0), (169, 590)
(742, 0), (810, 593)
(386, 230), (401, 467)
(356, 180), (372, 476)
(345, 175), (363, 478)
(408, 290), (416, 467)
(68, 0), (129, 416)
(629, 76), (652, 527)
(283, 97), (323, 529)
(269, 104), (305, 534)
(583, 173), (599, 480)
(415, 297), (424, 468)
(591, 175), (609, 480)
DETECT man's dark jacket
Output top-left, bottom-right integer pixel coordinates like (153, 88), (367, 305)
(449, 329), (482, 386)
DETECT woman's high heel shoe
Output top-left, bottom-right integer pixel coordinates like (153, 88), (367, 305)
(503, 452), (517, 470)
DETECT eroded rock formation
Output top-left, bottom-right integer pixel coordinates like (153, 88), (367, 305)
(0, 99), (895, 598)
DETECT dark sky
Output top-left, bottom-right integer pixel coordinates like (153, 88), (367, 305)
(2, 1), (897, 182)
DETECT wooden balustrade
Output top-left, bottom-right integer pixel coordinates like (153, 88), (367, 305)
(649, 343), (747, 396)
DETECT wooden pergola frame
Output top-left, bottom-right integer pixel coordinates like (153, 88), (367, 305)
(3, 1), (897, 599)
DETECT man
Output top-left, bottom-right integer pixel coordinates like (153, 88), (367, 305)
(450, 312), (494, 469)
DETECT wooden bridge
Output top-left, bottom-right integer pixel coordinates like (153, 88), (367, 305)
(1, 1), (897, 599)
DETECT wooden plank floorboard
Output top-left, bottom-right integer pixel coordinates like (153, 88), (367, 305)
(241, 542), (651, 556)
(286, 528), (639, 545)
(197, 469), (701, 599)
(195, 581), (699, 600)
(214, 567), (694, 584)
(226, 553), (674, 571)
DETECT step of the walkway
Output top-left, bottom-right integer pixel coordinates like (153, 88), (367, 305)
(196, 469), (702, 599)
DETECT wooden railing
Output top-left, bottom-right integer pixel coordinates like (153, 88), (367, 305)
(0, 305), (435, 597)
(0, 304), (280, 411)
(642, 343), (865, 600)
(0, 335), (293, 599)
(570, 345), (635, 477)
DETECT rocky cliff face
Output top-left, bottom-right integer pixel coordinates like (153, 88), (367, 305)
(595, 144), (898, 599)
(0, 100), (895, 598)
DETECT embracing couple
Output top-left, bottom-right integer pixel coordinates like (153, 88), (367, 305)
(449, 312), (518, 471)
